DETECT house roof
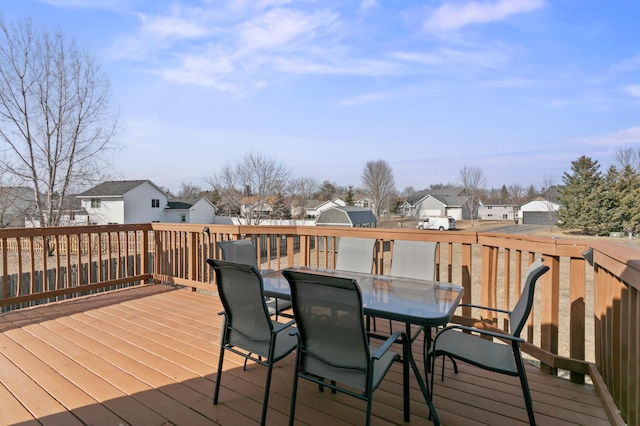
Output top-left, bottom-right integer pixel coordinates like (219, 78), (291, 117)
(481, 198), (517, 207)
(315, 206), (377, 227)
(166, 196), (217, 211)
(429, 194), (467, 208)
(404, 188), (465, 206)
(77, 180), (164, 197)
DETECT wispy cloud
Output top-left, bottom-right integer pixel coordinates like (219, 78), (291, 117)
(624, 85), (640, 97)
(359, 0), (377, 13)
(423, 0), (546, 32)
(482, 77), (537, 88)
(237, 8), (338, 52)
(393, 47), (507, 68)
(581, 127), (640, 146)
(336, 92), (392, 107)
(138, 14), (209, 39)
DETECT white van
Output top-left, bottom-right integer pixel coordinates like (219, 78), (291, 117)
(416, 216), (456, 231)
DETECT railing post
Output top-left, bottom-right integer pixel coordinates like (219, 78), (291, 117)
(570, 256), (586, 383)
(460, 243), (472, 317)
(540, 254), (560, 375)
(188, 231), (198, 290)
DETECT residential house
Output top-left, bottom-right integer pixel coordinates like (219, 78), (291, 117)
(76, 180), (169, 225)
(304, 198), (346, 218)
(354, 196), (374, 211)
(165, 197), (217, 224)
(517, 186), (562, 225)
(478, 199), (518, 221)
(518, 198), (561, 225)
(0, 186), (37, 228)
(400, 188), (468, 220)
(240, 196), (275, 220)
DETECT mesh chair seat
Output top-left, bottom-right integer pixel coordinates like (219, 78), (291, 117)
(431, 329), (517, 374)
(227, 319), (298, 359)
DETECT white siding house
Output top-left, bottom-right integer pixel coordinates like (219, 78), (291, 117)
(478, 200), (518, 221)
(304, 198), (346, 218)
(165, 197), (217, 224)
(77, 180), (168, 225)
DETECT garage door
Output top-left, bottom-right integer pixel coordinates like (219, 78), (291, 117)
(522, 211), (558, 225)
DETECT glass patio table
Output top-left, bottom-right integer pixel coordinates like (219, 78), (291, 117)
(262, 266), (465, 425)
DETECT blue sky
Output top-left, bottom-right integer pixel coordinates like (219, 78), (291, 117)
(2, 0), (639, 193)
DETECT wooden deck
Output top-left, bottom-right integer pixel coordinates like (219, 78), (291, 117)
(0, 285), (610, 426)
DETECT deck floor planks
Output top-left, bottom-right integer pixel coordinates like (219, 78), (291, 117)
(0, 331), (127, 426)
(0, 284), (612, 426)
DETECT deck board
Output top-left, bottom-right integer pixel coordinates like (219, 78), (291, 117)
(0, 284), (610, 425)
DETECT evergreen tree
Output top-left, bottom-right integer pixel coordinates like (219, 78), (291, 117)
(557, 156), (605, 234)
(612, 165), (640, 237)
(344, 186), (356, 206)
(270, 193), (291, 220)
(500, 185), (509, 201)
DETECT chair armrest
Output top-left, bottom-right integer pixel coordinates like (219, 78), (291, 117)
(435, 324), (524, 344)
(271, 319), (296, 333)
(289, 329), (299, 337)
(372, 330), (406, 360)
(218, 311), (226, 316)
(459, 303), (511, 315)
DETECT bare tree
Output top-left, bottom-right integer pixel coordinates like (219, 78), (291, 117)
(289, 177), (318, 218)
(207, 152), (290, 225)
(361, 159), (396, 218)
(401, 186), (416, 197)
(0, 15), (118, 227)
(542, 174), (558, 229)
(458, 165), (486, 225)
(507, 183), (526, 223)
(178, 182), (203, 198)
(613, 145), (640, 172)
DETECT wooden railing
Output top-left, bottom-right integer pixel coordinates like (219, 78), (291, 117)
(589, 241), (639, 425)
(0, 223), (635, 424)
(0, 224), (152, 309)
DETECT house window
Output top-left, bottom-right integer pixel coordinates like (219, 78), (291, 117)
(91, 198), (101, 208)
(152, 199), (160, 208)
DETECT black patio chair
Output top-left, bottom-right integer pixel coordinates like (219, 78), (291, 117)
(217, 239), (291, 318)
(429, 258), (549, 425)
(206, 259), (297, 426)
(282, 269), (410, 426)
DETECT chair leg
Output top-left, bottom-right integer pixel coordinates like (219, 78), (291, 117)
(261, 361), (275, 426)
(515, 352), (536, 426)
(402, 334), (410, 422)
(213, 346), (225, 404)
(289, 367), (300, 425)
(365, 395), (373, 426)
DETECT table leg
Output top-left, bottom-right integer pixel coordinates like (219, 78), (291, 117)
(408, 350), (439, 425)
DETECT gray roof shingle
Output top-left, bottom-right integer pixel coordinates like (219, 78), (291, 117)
(77, 180), (154, 197)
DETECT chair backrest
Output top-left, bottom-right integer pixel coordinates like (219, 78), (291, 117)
(282, 269), (370, 391)
(390, 240), (438, 281)
(217, 239), (257, 267)
(206, 259), (273, 345)
(335, 237), (376, 274)
(510, 258), (550, 337)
